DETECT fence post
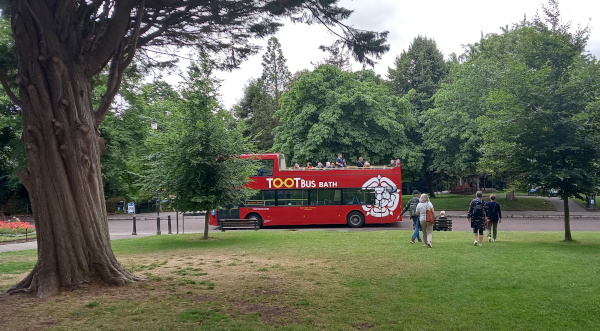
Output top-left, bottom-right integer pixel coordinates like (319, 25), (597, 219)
(156, 216), (161, 235)
(132, 216), (137, 235)
(176, 212), (179, 234)
(168, 215), (172, 234)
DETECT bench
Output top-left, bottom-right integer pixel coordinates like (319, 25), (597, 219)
(433, 218), (452, 231)
(219, 219), (259, 232)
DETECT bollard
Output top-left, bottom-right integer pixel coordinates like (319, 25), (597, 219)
(168, 215), (172, 234)
(156, 216), (161, 235)
(132, 216), (137, 235)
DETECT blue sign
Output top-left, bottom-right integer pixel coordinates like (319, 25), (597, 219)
(127, 202), (135, 214)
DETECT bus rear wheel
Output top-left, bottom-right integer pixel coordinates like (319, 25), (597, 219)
(245, 213), (263, 228)
(347, 211), (365, 228)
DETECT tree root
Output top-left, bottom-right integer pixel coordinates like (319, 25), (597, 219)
(4, 262), (144, 298)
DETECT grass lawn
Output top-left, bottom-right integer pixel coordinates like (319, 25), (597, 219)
(402, 194), (554, 211)
(1, 230), (599, 330)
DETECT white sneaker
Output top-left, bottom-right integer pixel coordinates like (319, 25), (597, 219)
(479, 244), (483, 247)
(474, 241), (478, 246)
(488, 236), (491, 242)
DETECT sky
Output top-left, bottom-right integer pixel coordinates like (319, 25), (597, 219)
(211, 0), (600, 109)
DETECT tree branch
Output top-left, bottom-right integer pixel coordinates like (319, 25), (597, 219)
(85, 0), (137, 76)
(94, 0), (146, 128)
(0, 71), (22, 107)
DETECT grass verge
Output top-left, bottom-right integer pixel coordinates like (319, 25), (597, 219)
(402, 194), (554, 211)
(0, 234), (37, 243)
(1, 231), (599, 330)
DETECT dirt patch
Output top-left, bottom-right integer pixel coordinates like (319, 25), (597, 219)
(232, 299), (302, 325)
(1, 251), (325, 330)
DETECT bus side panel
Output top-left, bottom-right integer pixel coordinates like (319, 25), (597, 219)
(240, 206), (350, 226)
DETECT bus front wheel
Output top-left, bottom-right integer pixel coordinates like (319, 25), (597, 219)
(245, 213), (263, 228)
(347, 211), (365, 228)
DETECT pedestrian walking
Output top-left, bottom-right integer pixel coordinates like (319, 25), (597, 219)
(401, 190), (422, 244)
(416, 193), (435, 248)
(485, 194), (502, 242)
(467, 191), (487, 246)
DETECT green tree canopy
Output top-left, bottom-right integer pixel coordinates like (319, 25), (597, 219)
(273, 65), (420, 170)
(387, 36), (449, 194)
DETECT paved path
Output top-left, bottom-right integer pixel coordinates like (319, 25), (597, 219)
(543, 196), (588, 213)
(2, 205), (600, 253)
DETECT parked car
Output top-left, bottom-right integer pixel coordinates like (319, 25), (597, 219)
(528, 186), (540, 196)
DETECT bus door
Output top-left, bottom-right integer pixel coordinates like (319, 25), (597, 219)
(217, 204), (240, 221)
(311, 189), (343, 224)
(276, 189), (310, 225)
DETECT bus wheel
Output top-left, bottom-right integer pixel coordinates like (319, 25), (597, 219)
(347, 211), (365, 228)
(245, 213), (263, 228)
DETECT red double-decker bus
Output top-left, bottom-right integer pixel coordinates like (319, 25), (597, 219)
(209, 154), (402, 228)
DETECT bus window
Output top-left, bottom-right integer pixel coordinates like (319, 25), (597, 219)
(313, 189), (342, 205)
(257, 159), (274, 176)
(277, 190), (309, 206)
(343, 189), (375, 205)
(246, 190), (276, 206)
(263, 190), (276, 206)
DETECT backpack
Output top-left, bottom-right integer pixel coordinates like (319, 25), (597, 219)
(472, 199), (484, 218)
(408, 198), (419, 216)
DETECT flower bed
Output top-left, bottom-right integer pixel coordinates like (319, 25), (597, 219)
(0, 218), (35, 237)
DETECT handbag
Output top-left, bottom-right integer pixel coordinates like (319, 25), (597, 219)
(485, 202), (497, 226)
(425, 204), (435, 223)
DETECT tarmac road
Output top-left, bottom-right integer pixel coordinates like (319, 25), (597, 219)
(2, 207), (600, 253)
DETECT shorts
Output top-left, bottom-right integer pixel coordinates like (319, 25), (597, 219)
(471, 219), (485, 234)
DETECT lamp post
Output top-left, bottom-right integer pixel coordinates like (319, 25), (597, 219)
(151, 118), (161, 235)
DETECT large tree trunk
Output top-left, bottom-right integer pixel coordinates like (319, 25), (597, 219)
(5, 1), (140, 298)
(563, 196), (572, 241)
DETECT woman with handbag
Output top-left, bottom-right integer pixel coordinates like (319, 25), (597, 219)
(416, 193), (435, 248)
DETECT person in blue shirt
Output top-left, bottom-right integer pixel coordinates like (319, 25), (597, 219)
(401, 190), (422, 244)
(485, 194), (502, 242)
(335, 154), (345, 168)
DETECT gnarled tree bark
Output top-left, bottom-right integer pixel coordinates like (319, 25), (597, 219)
(4, 0), (141, 298)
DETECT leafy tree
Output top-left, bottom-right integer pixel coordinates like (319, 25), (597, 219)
(479, 1), (600, 241)
(150, 57), (258, 240)
(235, 37), (291, 151)
(387, 36), (449, 195)
(0, 0), (388, 297)
(273, 65), (420, 170)
(421, 40), (506, 183)
(100, 81), (179, 203)
(262, 37), (291, 106)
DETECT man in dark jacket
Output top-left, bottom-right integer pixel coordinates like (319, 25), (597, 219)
(467, 191), (487, 246)
(401, 190), (422, 244)
(485, 194), (502, 242)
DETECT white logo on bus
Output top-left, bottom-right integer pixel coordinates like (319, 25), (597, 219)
(362, 175), (399, 218)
